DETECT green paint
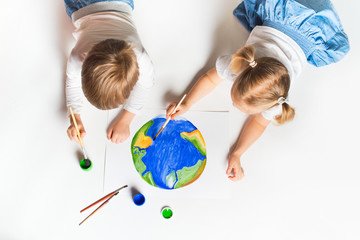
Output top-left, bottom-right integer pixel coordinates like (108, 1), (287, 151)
(162, 208), (173, 219)
(131, 120), (154, 175)
(132, 148), (147, 175)
(180, 133), (206, 156)
(174, 160), (203, 188)
(142, 171), (157, 187)
(166, 170), (177, 188)
(80, 158), (92, 171)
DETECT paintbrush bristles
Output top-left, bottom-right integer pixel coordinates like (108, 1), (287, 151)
(153, 126), (164, 140)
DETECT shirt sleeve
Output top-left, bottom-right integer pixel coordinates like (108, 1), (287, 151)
(261, 104), (283, 121)
(215, 55), (236, 81)
(65, 51), (84, 116)
(123, 50), (155, 114)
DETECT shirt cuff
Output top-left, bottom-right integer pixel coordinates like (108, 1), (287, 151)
(123, 104), (139, 115)
(66, 104), (82, 117)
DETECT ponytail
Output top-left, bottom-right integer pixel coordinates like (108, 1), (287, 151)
(231, 45), (294, 125)
(230, 45), (256, 73)
(274, 102), (295, 125)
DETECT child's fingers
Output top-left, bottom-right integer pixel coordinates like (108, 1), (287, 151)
(74, 135), (80, 143)
(112, 133), (120, 144)
(67, 128), (77, 142)
(228, 166), (240, 181)
(112, 135), (120, 144)
(228, 175), (239, 181)
(80, 130), (86, 139)
(108, 130), (119, 143)
(170, 109), (182, 119)
(66, 128), (73, 140)
(68, 128), (79, 143)
(226, 160), (236, 175)
(232, 167), (238, 178)
(226, 165), (232, 175)
(166, 103), (176, 118)
(226, 164), (233, 175)
(107, 129), (113, 140)
(166, 103), (175, 112)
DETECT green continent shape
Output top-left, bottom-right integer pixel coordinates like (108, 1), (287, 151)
(131, 120), (154, 175)
(132, 148), (147, 175)
(166, 170), (177, 188)
(174, 160), (203, 189)
(180, 133), (206, 156)
(142, 171), (157, 187)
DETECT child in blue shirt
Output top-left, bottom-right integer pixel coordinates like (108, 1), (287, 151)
(166, 0), (349, 181)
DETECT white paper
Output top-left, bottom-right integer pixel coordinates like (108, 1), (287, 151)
(104, 109), (230, 199)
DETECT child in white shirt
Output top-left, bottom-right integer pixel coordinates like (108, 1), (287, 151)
(166, 0), (349, 181)
(64, 0), (154, 143)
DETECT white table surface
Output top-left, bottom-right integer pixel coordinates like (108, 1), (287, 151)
(1, 0), (359, 239)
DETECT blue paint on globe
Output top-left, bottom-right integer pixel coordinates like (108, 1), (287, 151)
(131, 116), (206, 189)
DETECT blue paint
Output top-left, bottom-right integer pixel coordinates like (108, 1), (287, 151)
(133, 117), (206, 189)
(133, 193), (145, 206)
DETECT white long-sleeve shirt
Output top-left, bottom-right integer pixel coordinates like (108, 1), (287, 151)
(66, 11), (154, 115)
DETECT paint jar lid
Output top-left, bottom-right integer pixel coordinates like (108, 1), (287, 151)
(161, 206), (173, 219)
(133, 193), (145, 206)
(80, 158), (92, 171)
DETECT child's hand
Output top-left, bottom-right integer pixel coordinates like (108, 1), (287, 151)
(67, 114), (86, 143)
(226, 153), (245, 181)
(107, 119), (130, 144)
(166, 102), (189, 120)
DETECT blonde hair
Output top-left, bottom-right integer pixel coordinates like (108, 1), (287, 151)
(230, 45), (294, 124)
(82, 39), (139, 110)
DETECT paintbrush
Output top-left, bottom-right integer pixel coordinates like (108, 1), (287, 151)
(79, 192), (118, 226)
(69, 106), (91, 168)
(79, 185), (128, 226)
(153, 94), (187, 140)
(80, 185), (128, 213)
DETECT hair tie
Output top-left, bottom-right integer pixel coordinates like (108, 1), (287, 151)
(277, 96), (286, 105)
(249, 60), (257, 68)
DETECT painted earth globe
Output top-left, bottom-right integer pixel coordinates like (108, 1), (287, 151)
(131, 116), (206, 189)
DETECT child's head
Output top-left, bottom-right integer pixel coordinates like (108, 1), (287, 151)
(82, 39), (139, 110)
(230, 46), (294, 124)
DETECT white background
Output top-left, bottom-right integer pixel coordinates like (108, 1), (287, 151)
(0, 0), (359, 239)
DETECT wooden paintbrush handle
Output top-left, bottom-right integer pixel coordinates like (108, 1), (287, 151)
(79, 192), (118, 226)
(69, 107), (84, 147)
(154, 94), (187, 140)
(171, 94), (187, 115)
(80, 192), (116, 213)
(80, 185), (128, 213)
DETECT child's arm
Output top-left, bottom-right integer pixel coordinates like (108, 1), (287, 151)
(107, 83), (150, 144)
(66, 51), (86, 142)
(67, 113), (86, 143)
(166, 68), (224, 118)
(107, 53), (155, 144)
(227, 113), (271, 181)
(107, 109), (135, 144)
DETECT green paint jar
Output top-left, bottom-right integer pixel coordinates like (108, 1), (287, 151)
(80, 158), (92, 171)
(161, 206), (173, 219)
